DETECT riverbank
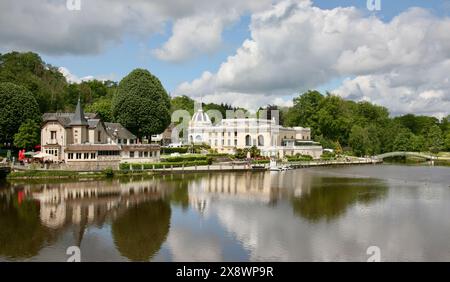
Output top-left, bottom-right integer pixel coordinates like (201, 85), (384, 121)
(6, 158), (381, 180)
(8, 157), (449, 180)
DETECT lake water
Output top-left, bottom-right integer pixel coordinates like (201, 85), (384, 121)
(1, 164), (449, 262)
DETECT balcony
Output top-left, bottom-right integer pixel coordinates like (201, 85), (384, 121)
(47, 139), (58, 145)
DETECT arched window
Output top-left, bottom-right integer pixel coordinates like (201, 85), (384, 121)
(245, 135), (251, 146)
(258, 135), (264, 147)
(195, 135), (202, 142)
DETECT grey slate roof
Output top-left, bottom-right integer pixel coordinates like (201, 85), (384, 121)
(87, 119), (101, 129)
(69, 98), (88, 126)
(43, 112), (98, 128)
(104, 122), (136, 140)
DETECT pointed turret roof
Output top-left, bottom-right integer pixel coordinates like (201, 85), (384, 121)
(69, 97), (88, 126)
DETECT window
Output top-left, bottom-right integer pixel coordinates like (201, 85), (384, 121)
(245, 135), (251, 146)
(117, 139), (122, 144)
(130, 151), (135, 158)
(51, 131), (57, 140)
(144, 151), (148, 158)
(54, 150), (58, 156)
(76, 153), (82, 159)
(97, 131), (101, 142)
(130, 139), (135, 144)
(91, 153), (96, 159)
(139, 151), (143, 158)
(84, 153), (89, 159)
(68, 153), (74, 159)
(258, 135), (264, 147)
(98, 151), (120, 156)
(234, 140), (237, 146)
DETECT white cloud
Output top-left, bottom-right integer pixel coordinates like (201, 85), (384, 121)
(0, 0), (276, 61)
(153, 15), (229, 62)
(175, 0), (450, 116)
(58, 67), (115, 84)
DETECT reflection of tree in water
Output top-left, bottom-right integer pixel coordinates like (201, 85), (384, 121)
(0, 193), (54, 259)
(291, 177), (388, 222)
(112, 200), (171, 261)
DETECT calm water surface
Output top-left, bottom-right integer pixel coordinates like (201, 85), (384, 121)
(0, 164), (449, 262)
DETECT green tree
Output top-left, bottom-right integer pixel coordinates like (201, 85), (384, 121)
(170, 95), (195, 114)
(392, 128), (413, 152)
(334, 141), (343, 155)
(348, 125), (371, 157)
(285, 90), (323, 131)
(426, 125), (444, 154)
(0, 82), (40, 144)
(85, 98), (113, 122)
(0, 52), (68, 112)
(411, 134), (426, 152)
(13, 120), (40, 149)
(445, 132), (450, 151)
(112, 69), (171, 140)
(316, 95), (352, 144)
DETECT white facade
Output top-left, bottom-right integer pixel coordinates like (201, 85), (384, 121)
(187, 107), (323, 159)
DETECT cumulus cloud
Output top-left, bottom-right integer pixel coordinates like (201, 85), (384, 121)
(0, 0), (275, 61)
(175, 0), (450, 116)
(58, 67), (116, 83)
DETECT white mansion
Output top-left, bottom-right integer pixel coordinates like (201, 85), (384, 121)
(188, 106), (323, 159)
(41, 99), (160, 170)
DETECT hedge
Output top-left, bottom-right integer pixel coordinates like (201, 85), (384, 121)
(120, 160), (212, 170)
(162, 155), (211, 163)
(287, 155), (313, 162)
(161, 147), (189, 154)
(251, 159), (270, 164)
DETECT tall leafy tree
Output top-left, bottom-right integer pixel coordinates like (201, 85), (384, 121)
(170, 95), (195, 114)
(13, 120), (40, 149)
(112, 69), (171, 139)
(392, 128), (413, 152)
(0, 82), (40, 145)
(426, 125), (444, 154)
(445, 132), (450, 151)
(285, 90), (323, 130)
(0, 52), (67, 112)
(348, 125), (371, 157)
(85, 98), (113, 122)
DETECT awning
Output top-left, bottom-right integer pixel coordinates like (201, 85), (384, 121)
(33, 152), (53, 159)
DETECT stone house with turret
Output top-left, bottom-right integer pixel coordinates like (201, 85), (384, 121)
(41, 98), (160, 170)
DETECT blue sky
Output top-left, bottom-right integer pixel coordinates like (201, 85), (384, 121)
(40, 1), (447, 94)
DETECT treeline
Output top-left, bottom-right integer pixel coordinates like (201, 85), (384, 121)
(1, 51), (449, 155)
(281, 91), (450, 156)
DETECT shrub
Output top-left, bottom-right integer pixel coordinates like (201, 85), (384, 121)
(161, 147), (188, 154)
(251, 159), (270, 164)
(120, 160), (212, 170)
(320, 151), (336, 160)
(103, 167), (114, 177)
(287, 154), (313, 162)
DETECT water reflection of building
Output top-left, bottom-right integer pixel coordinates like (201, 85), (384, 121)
(27, 178), (172, 231)
(187, 171), (314, 215)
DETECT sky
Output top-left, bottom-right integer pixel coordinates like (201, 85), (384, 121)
(0, 0), (449, 117)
